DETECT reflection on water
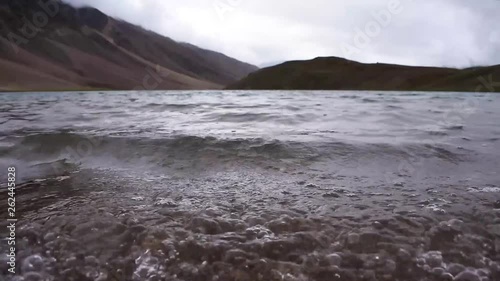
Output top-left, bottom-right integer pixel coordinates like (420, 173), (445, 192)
(0, 90), (499, 281)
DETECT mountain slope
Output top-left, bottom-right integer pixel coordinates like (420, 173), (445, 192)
(228, 57), (500, 92)
(0, 0), (258, 91)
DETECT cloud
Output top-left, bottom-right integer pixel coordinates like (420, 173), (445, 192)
(65, 0), (500, 67)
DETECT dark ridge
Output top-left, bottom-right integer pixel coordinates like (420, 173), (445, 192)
(228, 56), (500, 92)
(77, 7), (109, 31)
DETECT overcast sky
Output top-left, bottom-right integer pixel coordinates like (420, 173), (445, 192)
(66, 0), (500, 68)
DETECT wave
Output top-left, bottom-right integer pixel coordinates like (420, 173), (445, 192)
(5, 132), (468, 161)
(4, 132), (321, 164)
(427, 131), (449, 136)
(444, 125), (465, 131)
(11, 132), (467, 156)
(143, 103), (200, 109)
(0, 131), (470, 182)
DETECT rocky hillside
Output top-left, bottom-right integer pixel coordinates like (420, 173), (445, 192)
(228, 57), (500, 92)
(0, 0), (258, 91)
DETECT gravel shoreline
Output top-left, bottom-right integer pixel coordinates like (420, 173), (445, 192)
(1, 169), (500, 281)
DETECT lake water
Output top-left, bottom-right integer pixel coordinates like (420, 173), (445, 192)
(0, 91), (499, 281)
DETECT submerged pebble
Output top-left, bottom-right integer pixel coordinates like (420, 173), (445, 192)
(432, 267), (445, 276)
(23, 272), (44, 281)
(326, 253), (342, 266)
(421, 251), (443, 268)
(347, 233), (360, 245)
(21, 255), (44, 273)
(384, 259), (397, 273)
(447, 263), (466, 275)
(441, 273), (454, 281)
(397, 248), (412, 262)
(454, 270), (481, 281)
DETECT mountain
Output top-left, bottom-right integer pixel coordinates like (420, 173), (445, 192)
(0, 0), (258, 91)
(228, 56), (500, 92)
(258, 60), (285, 68)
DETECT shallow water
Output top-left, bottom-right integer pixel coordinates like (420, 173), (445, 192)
(0, 90), (499, 281)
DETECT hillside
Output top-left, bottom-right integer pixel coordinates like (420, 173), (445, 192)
(228, 57), (500, 92)
(0, 0), (258, 91)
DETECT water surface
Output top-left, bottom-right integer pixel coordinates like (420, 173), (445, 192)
(0, 91), (499, 281)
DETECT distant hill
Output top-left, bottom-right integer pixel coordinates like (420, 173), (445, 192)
(258, 60), (285, 68)
(0, 0), (258, 91)
(228, 56), (500, 92)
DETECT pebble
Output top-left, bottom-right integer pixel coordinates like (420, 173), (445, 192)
(362, 270), (376, 280)
(43, 232), (56, 242)
(95, 272), (108, 281)
(347, 233), (360, 245)
(188, 217), (222, 234)
(490, 262), (500, 273)
(23, 272), (44, 281)
(384, 259), (397, 273)
(84, 255), (99, 266)
(422, 251), (443, 267)
(432, 267), (445, 276)
(65, 256), (78, 267)
(245, 225), (273, 239)
(326, 253), (342, 266)
(416, 258), (426, 267)
(130, 224), (147, 233)
(440, 272), (454, 281)
(447, 263), (465, 276)
(477, 268), (489, 277)
(454, 270), (481, 281)
(359, 232), (383, 245)
(323, 192), (340, 198)
(270, 269), (284, 280)
(447, 219), (464, 232)
(154, 198), (178, 208)
(21, 255), (44, 273)
(397, 248), (411, 262)
(224, 249), (250, 263)
(494, 200), (500, 209)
